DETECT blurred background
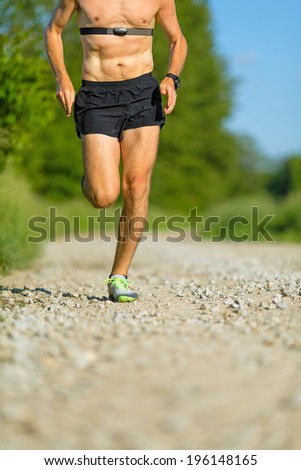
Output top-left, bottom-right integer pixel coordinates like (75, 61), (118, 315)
(1, 0), (301, 272)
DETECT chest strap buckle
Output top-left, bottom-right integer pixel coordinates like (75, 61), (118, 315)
(113, 27), (128, 36)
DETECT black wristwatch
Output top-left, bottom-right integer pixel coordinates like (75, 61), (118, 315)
(165, 73), (181, 90)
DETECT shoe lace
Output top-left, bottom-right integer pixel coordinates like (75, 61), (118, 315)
(104, 278), (133, 290)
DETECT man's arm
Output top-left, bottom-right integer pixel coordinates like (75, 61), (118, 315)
(156, 0), (188, 115)
(45, 0), (78, 117)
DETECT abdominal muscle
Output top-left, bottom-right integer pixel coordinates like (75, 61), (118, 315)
(81, 35), (155, 82)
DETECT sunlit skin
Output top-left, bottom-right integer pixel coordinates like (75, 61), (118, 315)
(45, 0), (187, 278)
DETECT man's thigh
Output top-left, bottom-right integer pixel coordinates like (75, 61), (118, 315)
(121, 126), (161, 181)
(81, 133), (121, 194)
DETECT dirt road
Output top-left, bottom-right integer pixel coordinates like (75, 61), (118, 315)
(1, 237), (301, 449)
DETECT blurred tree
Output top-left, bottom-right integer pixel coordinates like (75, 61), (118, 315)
(266, 154), (301, 198)
(27, 4), (84, 199)
(0, 0), (84, 197)
(0, 1), (54, 171)
(233, 133), (272, 194)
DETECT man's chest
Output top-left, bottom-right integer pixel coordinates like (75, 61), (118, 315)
(78, 0), (160, 26)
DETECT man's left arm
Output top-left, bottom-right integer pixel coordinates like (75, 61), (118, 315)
(156, 0), (188, 114)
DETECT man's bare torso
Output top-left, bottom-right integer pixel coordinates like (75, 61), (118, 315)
(77, 0), (160, 81)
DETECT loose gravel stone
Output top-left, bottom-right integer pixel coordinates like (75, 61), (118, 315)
(0, 239), (300, 450)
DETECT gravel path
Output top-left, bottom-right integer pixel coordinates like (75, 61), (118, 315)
(1, 238), (301, 450)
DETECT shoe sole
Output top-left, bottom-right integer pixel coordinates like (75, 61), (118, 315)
(109, 294), (138, 302)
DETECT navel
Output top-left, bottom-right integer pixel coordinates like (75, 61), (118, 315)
(95, 16), (100, 21)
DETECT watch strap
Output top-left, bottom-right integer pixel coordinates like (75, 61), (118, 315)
(165, 73), (180, 89)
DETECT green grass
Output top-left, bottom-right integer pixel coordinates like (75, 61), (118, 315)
(201, 192), (301, 242)
(0, 166), (44, 272)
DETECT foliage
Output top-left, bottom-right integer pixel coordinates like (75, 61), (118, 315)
(266, 154), (301, 198)
(27, 120), (83, 199)
(0, 1), (54, 171)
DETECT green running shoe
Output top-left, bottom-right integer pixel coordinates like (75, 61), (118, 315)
(105, 275), (138, 302)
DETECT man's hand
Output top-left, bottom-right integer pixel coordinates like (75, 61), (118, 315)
(56, 78), (75, 117)
(160, 77), (177, 115)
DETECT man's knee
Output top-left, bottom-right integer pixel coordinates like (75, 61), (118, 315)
(82, 177), (119, 208)
(92, 191), (119, 209)
(85, 187), (119, 209)
(123, 176), (150, 202)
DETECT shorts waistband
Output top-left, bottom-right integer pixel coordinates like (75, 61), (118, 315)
(81, 72), (154, 88)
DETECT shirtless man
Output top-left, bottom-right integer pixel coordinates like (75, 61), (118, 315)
(45, 0), (187, 302)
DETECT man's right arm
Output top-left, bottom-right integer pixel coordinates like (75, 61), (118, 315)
(45, 0), (78, 117)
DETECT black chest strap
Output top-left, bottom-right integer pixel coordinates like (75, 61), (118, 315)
(79, 27), (153, 37)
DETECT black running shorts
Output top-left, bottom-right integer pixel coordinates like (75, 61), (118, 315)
(74, 72), (165, 140)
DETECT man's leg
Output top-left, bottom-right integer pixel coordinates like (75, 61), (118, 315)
(81, 134), (121, 208)
(110, 126), (160, 276)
